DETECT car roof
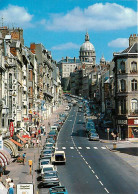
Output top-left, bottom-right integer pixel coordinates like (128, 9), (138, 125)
(54, 151), (65, 154)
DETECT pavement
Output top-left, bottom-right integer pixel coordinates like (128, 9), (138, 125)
(1, 103), (67, 194)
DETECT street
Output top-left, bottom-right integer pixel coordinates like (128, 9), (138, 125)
(46, 106), (138, 194)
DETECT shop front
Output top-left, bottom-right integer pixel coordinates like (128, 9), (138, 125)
(128, 119), (138, 138)
(117, 119), (128, 139)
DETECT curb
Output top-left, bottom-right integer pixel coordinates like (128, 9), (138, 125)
(105, 145), (119, 152)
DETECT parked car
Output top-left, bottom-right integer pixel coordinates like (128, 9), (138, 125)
(49, 186), (68, 194)
(41, 164), (57, 175)
(38, 171), (60, 188)
(41, 149), (53, 158)
(89, 133), (99, 141)
(39, 159), (51, 170)
(46, 138), (56, 144)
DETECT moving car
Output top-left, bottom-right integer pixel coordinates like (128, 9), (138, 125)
(38, 171), (60, 188)
(51, 151), (66, 164)
(89, 133), (99, 141)
(49, 186), (68, 194)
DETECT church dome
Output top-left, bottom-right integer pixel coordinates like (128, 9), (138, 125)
(80, 32), (95, 52)
(100, 55), (105, 63)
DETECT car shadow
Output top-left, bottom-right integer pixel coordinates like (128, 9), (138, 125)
(115, 147), (138, 156)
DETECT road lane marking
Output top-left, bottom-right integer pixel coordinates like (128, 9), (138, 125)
(78, 147), (82, 149)
(85, 161), (88, 164)
(88, 165), (91, 169)
(104, 188), (109, 193)
(86, 147), (90, 149)
(95, 175), (99, 179)
(94, 147), (98, 149)
(101, 147), (106, 149)
(62, 147), (66, 149)
(70, 147), (74, 149)
(99, 181), (103, 186)
(91, 170), (95, 173)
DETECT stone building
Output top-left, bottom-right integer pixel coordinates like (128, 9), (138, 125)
(113, 34), (138, 139)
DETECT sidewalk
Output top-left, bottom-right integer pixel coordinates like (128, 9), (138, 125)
(1, 103), (67, 194)
(105, 141), (138, 172)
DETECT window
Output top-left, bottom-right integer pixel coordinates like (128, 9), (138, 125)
(9, 73), (12, 89)
(120, 98), (126, 114)
(131, 79), (137, 91)
(120, 79), (126, 91)
(131, 61), (137, 72)
(9, 96), (12, 114)
(131, 99), (138, 112)
(120, 61), (125, 73)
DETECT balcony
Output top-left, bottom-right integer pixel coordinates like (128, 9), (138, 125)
(130, 70), (138, 74)
(129, 110), (138, 116)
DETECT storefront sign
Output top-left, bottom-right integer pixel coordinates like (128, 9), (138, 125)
(134, 120), (138, 124)
(9, 122), (14, 137)
(118, 120), (127, 125)
(128, 119), (138, 125)
(17, 183), (33, 194)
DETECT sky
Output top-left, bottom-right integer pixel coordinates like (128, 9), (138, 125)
(0, 0), (137, 63)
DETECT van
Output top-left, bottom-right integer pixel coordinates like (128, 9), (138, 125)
(51, 151), (66, 164)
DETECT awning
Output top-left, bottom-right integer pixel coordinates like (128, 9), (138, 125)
(10, 139), (23, 147)
(22, 135), (31, 138)
(0, 153), (7, 166)
(0, 149), (11, 164)
(16, 134), (27, 144)
(4, 146), (12, 155)
(4, 140), (19, 157)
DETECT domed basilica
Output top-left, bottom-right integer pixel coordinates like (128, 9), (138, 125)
(79, 32), (96, 67)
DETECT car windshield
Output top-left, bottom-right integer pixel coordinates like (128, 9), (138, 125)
(41, 161), (50, 165)
(43, 167), (53, 172)
(43, 150), (52, 154)
(91, 134), (98, 137)
(44, 172), (57, 177)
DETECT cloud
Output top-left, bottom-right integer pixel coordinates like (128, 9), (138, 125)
(44, 3), (137, 31)
(108, 38), (129, 48)
(0, 5), (33, 28)
(51, 42), (80, 50)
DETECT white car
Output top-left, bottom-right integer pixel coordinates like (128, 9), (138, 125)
(41, 164), (57, 175)
(39, 159), (51, 170)
(51, 151), (66, 164)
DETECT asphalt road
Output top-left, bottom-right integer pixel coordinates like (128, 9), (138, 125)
(39, 105), (138, 194)
(56, 106), (138, 194)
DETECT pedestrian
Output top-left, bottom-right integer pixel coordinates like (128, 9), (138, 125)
(5, 175), (11, 188)
(22, 153), (26, 165)
(8, 179), (15, 194)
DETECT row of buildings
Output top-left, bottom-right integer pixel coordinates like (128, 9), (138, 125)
(0, 26), (62, 138)
(58, 33), (138, 139)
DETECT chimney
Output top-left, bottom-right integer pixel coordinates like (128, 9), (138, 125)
(129, 34), (138, 46)
(66, 56), (68, 62)
(62, 57), (64, 60)
(30, 43), (36, 54)
(74, 57), (76, 63)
